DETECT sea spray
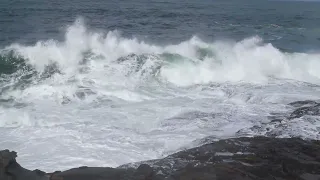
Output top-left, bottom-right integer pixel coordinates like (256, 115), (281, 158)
(0, 19), (319, 172)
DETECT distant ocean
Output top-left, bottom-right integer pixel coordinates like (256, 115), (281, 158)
(0, 0), (320, 172)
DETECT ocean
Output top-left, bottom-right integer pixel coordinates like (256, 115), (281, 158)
(0, 0), (320, 172)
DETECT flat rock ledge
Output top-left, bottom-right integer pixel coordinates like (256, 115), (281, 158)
(1, 136), (320, 180)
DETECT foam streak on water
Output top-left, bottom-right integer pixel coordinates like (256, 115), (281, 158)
(0, 19), (320, 172)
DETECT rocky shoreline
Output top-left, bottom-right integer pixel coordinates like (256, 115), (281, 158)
(1, 100), (320, 180)
(1, 136), (320, 180)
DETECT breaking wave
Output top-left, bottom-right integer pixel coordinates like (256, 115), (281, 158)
(1, 19), (320, 171)
(1, 18), (320, 103)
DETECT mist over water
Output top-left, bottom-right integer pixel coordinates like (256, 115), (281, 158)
(1, 0), (320, 172)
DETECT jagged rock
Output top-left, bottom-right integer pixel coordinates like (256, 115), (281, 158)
(288, 100), (320, 119)
(267, 100), (320, 121)
(121, 137), (320, 179)
(0, 149), (47, 180)
(269, 100), (320, 121)
(236, 100), (320, 138)
(288, 100), (320, 108)
(0, 150), (16, 180)
(1, 137), (320, 180)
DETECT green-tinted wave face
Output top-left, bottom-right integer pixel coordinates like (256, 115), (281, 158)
(195, 47), (215, 60)
(160, 53), (188, 63)
(0, 51), (29, 75)
(160, 47), (215, 63)
(0, 50), (62, 97)
(0, 51), (33, 95)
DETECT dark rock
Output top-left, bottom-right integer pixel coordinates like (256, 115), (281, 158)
(266, 100), (320, 121)
(0, 149), (47, 180)
(287, 100), (320, 119)
(289, 103), (320, 119)
(288, 100), (319, 108)
(49, 166), (136, 180)
(0, 150), (17, 180)
(300, 173), (320, 180)
(133, 164), (154, 180)
(236, 100), (320, 137)
(1, 137), (320, 180)
(265, 100), (320, 121)
(121, 137), (320, 179)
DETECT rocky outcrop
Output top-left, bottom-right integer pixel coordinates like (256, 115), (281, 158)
(288, 100), (320, 120)
(265, 100), (320, 122)
(0, 150), (47, 180)
(236, 100), (320, 138)
(1, 137), (320, 180)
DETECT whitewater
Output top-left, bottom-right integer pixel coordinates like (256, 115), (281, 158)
(1, 19), (320, 172)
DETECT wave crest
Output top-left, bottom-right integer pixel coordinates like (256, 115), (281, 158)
(0, 18), (319, 96)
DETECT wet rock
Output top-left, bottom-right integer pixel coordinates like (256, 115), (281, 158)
(237, 100), (320, 138)
(0, 149), (47, 180)
(288, 100), (319, 108)
(289, 102), (320, 119)
(132, 164), (154, 180)
(266, 100), (320, 121)
(0, 150), (16, 180)
(49, 166), (135, 180)
(300, 173), (320, 180)
(1, 137), (320, 180)
(267, 100), (320, 120)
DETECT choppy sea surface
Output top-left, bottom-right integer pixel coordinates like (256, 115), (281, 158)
(0, 0), (320, 172)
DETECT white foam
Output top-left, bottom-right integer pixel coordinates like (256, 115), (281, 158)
(2, 19), (320, 88)
(161, 37), (320, 86)
(0, 19), (320, 172)
(0, 109), (33, 127)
